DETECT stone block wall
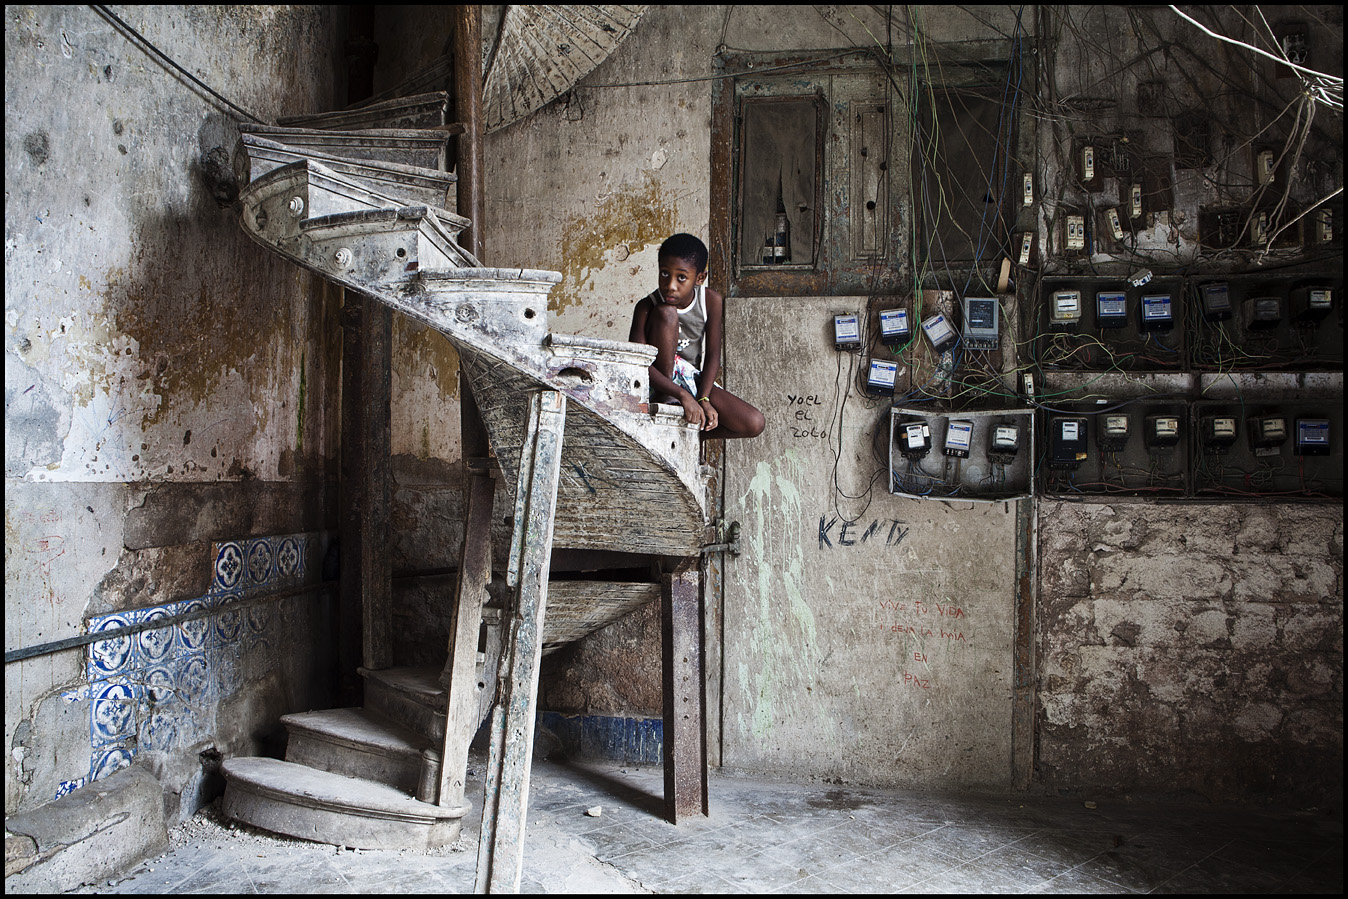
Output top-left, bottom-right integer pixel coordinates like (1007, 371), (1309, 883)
(1036, 502), (1343, 803)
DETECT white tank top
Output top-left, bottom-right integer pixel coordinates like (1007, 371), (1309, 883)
(675, 285), (707, 369)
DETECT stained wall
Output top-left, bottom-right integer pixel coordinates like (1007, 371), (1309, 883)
(5, 5), (345, 820)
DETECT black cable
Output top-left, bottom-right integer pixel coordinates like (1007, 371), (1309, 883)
(90, 5), (268, 124)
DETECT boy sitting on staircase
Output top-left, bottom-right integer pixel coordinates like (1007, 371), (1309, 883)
(628, 233), (765, 439)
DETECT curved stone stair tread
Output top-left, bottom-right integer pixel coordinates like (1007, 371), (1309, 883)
(221, 757), (467, 851)
(239, 123), (452, 169)
(238, 133), (459, 212)
(279, 89), (454, 130)
(460, 349), (704, 555)
(281, 707), (430, 795)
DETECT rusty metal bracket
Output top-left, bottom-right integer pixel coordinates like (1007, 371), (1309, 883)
(700, 519), (741, 557)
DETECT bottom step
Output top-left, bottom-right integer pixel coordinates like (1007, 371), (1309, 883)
(222, 757), (469, 850)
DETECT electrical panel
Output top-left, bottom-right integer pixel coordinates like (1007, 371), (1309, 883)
(1097, 414), (1130, 453)
(1050, 290), (1082, 331)
(944, 420), (973, 458)
(1193, 401), (1340, 498)
(879, 308), (911, 346)
(1049, 417), (1089, 469)
(1199, 282), (1232, 322)
(834, 313), (861, 350)
(960, 297), (1000, 350)
(867, 359), (898, 395)
(1140, 293), (1174, 331)
(890, 408), (1033, 503)
(921, 311), (957, 353)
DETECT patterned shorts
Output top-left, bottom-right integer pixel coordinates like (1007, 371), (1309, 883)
(671, 356), (700, 397)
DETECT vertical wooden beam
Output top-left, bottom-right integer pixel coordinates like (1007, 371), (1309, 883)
(360, 295), (393, 671)
(337, 301), (364, 703)
(663, 557), (709, 823)
(437, 460), (494, 809)
(452, 5), (484, 259)
(477, 391), (567, 894)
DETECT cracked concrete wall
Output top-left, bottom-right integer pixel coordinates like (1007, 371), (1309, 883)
(1037, 503), (1343, 803)
(6, 6), (343, 819)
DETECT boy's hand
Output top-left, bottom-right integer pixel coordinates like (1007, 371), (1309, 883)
(680, 393), (710, 430)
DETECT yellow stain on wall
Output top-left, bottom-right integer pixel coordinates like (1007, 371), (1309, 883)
(555, 173), (676, 315)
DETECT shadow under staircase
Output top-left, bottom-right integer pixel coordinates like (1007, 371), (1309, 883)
(218, 91), (708, 887)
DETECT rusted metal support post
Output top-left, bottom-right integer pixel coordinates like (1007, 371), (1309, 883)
(1012, 497), (1036, 790)
(662, 556), (709, 823)
(477, 390), (567, 894)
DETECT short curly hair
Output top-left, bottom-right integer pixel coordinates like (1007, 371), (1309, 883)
(658, 233), (708, 273)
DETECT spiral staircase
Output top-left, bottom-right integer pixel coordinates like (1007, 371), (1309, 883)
(217, 91), (708, 889)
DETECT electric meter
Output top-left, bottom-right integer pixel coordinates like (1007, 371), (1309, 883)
(1257, 149), (1275, 185)
(1018, 232), (1033, 265)
(1292, 286), (1333, 324)
(1022, 173), (1034, 206)
(944, 419), (973, 458)
(1244, 296), (1283, 331)
(1145, 414), (1181, 450)
(1096, 291), (1128, 329)
(921, 312), (958, 353)
(1253, 212), (1268, 245)
(899, 421), (932, 459)
(1295, 419), (1330, 456)
(989, 424), (1020, 463)
(1097, 413), (1130, 453)
(1316, 207), (1333, 243)
(1082, 145), (1095, 182)
(961, 297), (1000, 350)
(1140, 293), (1173, 332)
(867, 359), (898, 395)
(1248, 415), (1288, 455)
(879, 309), (911, 346)
(1200, 415), (1238, 454)
(1050, 417), (1089, 468)
(1050, 290), (1082, 331)
(1130, 183), (1143, 218)
(1199, 282), (1232, 323)
(833, 313), (861, 350)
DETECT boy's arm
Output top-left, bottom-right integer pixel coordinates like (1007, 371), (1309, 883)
(630, 296), (709, 425)
(696, 288), (725, 398)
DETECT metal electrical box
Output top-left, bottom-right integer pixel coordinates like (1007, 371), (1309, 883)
(890, 407), (1034, 503)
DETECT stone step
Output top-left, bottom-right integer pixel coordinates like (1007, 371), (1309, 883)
(239, 123), (451, 170)
(282, 707), (429, 795)
(221, 757), (468, 851)
(298, 205), (477, 286)
(360, 666), (448, 743)
(280, 87), (453, 131)
(238, 133), (458, 211)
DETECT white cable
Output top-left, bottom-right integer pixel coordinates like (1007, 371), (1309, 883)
(1168, 6), (1344, 87)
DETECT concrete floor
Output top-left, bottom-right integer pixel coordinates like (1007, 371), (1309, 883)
(80, 753), (1342, 894)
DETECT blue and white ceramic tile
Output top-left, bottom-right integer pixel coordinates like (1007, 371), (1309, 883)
(214, 652), (243, 697)
(90, 678), (138, 747)
(56, 778), (86, 800)
(245, 538), (275, 591)
(211, 541), (245, 594)
(214, 595), (242, 645)
(177, 598), (214, 654)
(179, 653), (211, 706)
(90, 745), (134, 782)
(87, 611), (139, 681)
(143, 663), (179, 705)
(138, 606), (176, 667)
(245, 600), (272, 635)
(138, 703), (181, 752)
(274, 535), (301, 584)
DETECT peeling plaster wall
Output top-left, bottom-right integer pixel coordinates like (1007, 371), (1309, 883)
(488, 4), (1342, 805)
(5, 5), (342, 818)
